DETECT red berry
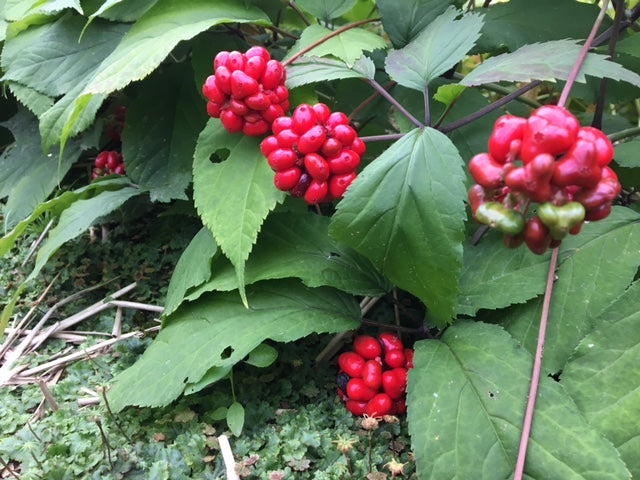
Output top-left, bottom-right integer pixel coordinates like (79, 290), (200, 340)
(338, 351), (366, 378)
(520, 105), (580, 163)
(365, 393), (393, 417)
(271, 116), (293, 135)
(303, 180), (329, 205)
(275, 129), (299, 149)
(382, 368), (407, 400)
(312, 103), (331, 123)
(524, 216), (552, 255)
(469, 152), (510, 189)
(326, 111), (349, 129)
(304, 153), (330, 182)
(113, 163), (126, 175)
(244, 55), (266, 80)
(585, 202), (612, 221)
(202, 75), (226, 104)
(298, 125), (327, 154)
(354, 335), (382, 360)
(262, 104), (285, 123)
(552, 138), (601, 189)
(214, 66), (232, 94)
(574, 175), (621, 211)
(327, 150), (360, 175)
(105, 151), (121, 170)
(488, 115), (526, 163)
(329, 172), (357, 199)
(384, 349), (406, 369)
(393, 398), (407, 415)
(245, 45), (270, 62)
(292, 104), (317, 135)
(227, 50), (245, 71)
(267, 148), (297, 171)
(207, 101), (221, 118)
(332, 124), (357, 147)
(350, 137), (366, 157)
(260, 135), (279, 157)
(321, 138), (343, 158)
(504, 153), (555, 203)
(242, 119), (269, 137)
(244, 92), (271, 111)
(377, 333), (404, 352)
(220, 110), (243, 133)
(213, 50), (229, 70)
(346, 378), (377, 402)
(261, 59), (285, 90)
(404, 348), (414, 369)
(229, 98), (249, 116)
(290, 172), (311, 198)
(274, 167), (302, 191)
(95, 151), (109, 169)
(274, 85), (289, 103)
(578, 126), (614, 167)
(346, 399), (368, 416)
(362, 360), (382, 390)
(230, 70), (260, 99)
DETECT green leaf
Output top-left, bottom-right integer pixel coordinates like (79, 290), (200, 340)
(82, 0), (270, 96)
(432, 83), (466, 109)
(226, 401), (245, 436)
(330, 128), (467, 324)
(500, 207), (640, 374)
(287, 24), (387, 66)
(92, 0), (158, 23)
(377, 0), (453, 48)
(163, 226), (217, 318)
(122, 63), (208, 202)
(285, 55), (374, 89)
(245, 343), (278, 368)
(563, 280), (640, 478)
(183, 365), (232, 396)
(7, 82), (54, 117)
(476, 0), (611, 53)
(184, 211), (390, 301)
(0, 109), (81, 230)
(461, 40), (640, 87)
(39, 86), (105, 153)
(107, 280), (361, 410)
(193, 120), (285, 305)
(26, 186), (143, 283)
(614, 140), (640, 168)
(457, 230), (551, 316)
(0, 177), (132, 257)
(296, 0), (356, 21)
(615, 34), (640, 59)
(385, 7), (483, 91)
(1, 15), (129, 97)
(408, 321), (631, 479)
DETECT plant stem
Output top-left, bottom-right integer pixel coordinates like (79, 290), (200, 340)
(513, 247), (559, 480)
(440, 81), (541, 134)
(349, 81), (396, 122)
(557, 0), (611, 108)
(592, 2), (640, 47)
(366, 78), (425, 128)
(608, 125), (640, 143)
(288, 1), (311, 26)
(359, 133), (405, 143)
(424, 85), (431, 126)
(514, 4), (610, 479)
(282, 18), (380, 67)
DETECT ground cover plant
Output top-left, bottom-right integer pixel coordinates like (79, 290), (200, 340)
(1, 0), (640, 478)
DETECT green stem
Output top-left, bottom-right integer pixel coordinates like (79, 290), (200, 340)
(608, 126), (640, 143)
(282, 18), (380, 67)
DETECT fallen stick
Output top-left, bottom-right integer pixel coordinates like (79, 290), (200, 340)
(218, 435), (240, 480)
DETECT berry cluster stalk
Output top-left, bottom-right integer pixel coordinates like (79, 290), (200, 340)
(513, 1), (610, 478)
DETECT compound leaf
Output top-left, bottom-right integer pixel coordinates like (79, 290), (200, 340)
(296, 0), (356, 22)
(385, 7), (483, 91)
(408, 320), (631, 479)
(108, 279), (361, 410)
(462, 40), (640, 87)
(285, 55), (374, 89)
(377, 0), (453, 48)
(330, 128), (466, 325)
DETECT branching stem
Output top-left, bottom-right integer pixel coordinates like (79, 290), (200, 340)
(366, 78), (425, 128)
(282, 18), (380, 67)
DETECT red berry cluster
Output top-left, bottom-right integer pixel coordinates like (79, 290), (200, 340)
(337, 333), (414, 418)
(468, 105), (622, 254)
(260, 103), (365, 204)
(92, 151), (125, 178)
(202, 46), (289, 137)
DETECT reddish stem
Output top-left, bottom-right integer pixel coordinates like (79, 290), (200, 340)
(282, 18), (380, 67)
